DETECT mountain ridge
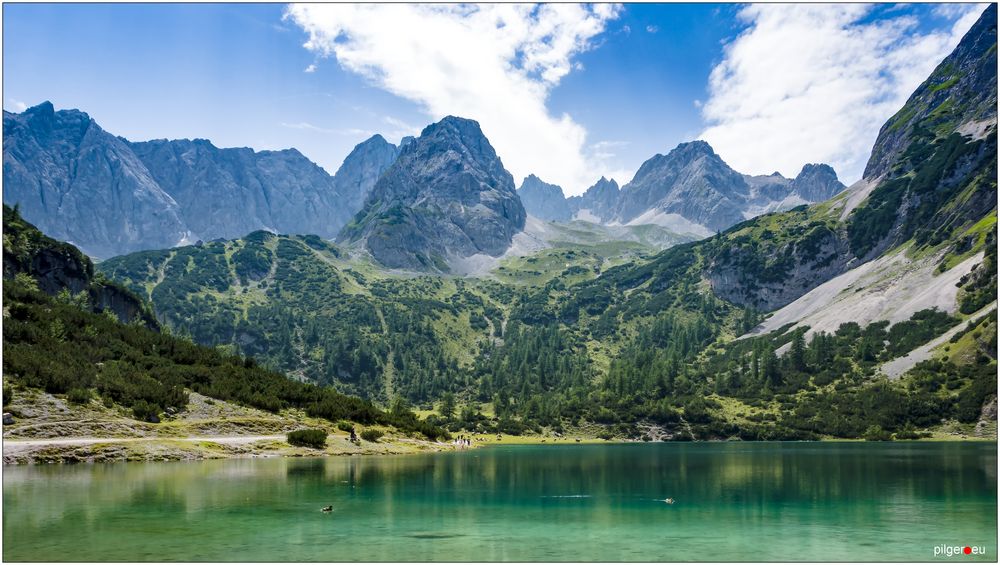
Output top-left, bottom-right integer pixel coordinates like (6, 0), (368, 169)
(3, 105), (407, 258)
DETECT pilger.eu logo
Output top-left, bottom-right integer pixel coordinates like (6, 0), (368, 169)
(934, 544), (986, 557)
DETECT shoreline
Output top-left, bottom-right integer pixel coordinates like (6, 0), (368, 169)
(5, 432), (994, 465)
(2, 433), (456, 465)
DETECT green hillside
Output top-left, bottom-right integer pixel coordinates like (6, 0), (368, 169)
(2, 206), (447, 442)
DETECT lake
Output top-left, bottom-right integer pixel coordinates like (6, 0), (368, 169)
(3, 442), (996, 562)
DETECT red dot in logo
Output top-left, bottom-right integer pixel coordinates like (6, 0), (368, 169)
(964, 546), (972, 555)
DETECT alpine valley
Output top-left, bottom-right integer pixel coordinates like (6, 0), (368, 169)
(3, 5), (997, 459)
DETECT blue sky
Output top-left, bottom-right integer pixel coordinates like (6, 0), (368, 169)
(3, 3), (986, 195)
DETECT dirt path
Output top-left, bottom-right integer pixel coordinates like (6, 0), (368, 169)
(3, 434), (285, 451)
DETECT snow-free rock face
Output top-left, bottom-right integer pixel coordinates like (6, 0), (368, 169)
(3, 102), (399, 258)
(2, 204), (158, 329)
(331, 134), (404, 217)
(567, 176), (620, 223)
(338, 116), (526, 271)
(613, 141), (750, 232)
(790, 164), (844, 202)
(517, 174), (572, 221)
(2, 103), (187, 258)
(130, 139), (346, 243)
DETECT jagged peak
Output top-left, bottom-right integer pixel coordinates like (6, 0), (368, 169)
(407, 115), (505, 174)
(794, 163), (841, 183)
(17, 101), (90, 125)
(519, 174), (565, 198)
(421, 115), (483, 138)
(797, 162), (836, 175)
(25, 100), (56, 115)
(674, 139), (714, 153)
(589, 176), (619, 190)
(359, 133), (389, 146)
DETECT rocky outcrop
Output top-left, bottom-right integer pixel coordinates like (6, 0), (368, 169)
(3, 102), (187, 258)
(338, 116), (526, 271)
(2, 204), (157, 328)
(518, 175), (572, 221)
(707, 225), (855, 311)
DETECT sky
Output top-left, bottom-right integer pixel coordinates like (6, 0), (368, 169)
(2, 3), (988, 195)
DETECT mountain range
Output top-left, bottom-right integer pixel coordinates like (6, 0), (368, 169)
(3, 106), (410, 258)
(2, 4), (996, 444)
(518, 142), (845, 237)
(6, 102), (839, 268)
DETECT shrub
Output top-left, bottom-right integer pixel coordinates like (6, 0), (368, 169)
(336, 421), (354, 433)
(132, 400), (161, 423)
(2, 383), (12, 407)
(894, 423), (921, 440)
(287, 428), (328, 448)
(360, 429), (384, 443)
(863, 425), (891, 441)
(67, 388), (92, 405)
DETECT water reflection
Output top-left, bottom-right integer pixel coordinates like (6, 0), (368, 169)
(3, 443), (996, 562)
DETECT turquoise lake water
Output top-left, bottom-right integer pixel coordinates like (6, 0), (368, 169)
(3, 442), (996, 561)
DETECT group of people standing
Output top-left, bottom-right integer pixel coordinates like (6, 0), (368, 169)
(453, 436), (473, 448)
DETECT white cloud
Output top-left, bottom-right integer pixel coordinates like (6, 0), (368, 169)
(699, 4), (986, 184)
(646, 25), (659, 33)
(381, 115), (421, 141)
(304, 64), (317, 73)
(589, 140), (628, 160)
(7, 99), (27, 112)
(280, 121), (337, 133)
(284, 3), (621, 195)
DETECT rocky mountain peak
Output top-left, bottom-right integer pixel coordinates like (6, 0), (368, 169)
(22, 100), (56, 121)
(332, 134), (402, 213)
(338, 115), (525, 271)
(3, 104), (186, 258)
(518, 174), (571, 221)
(564, 176), (621, 223)
(615, 139), (749, 232)
(791, 163), (844, 202)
